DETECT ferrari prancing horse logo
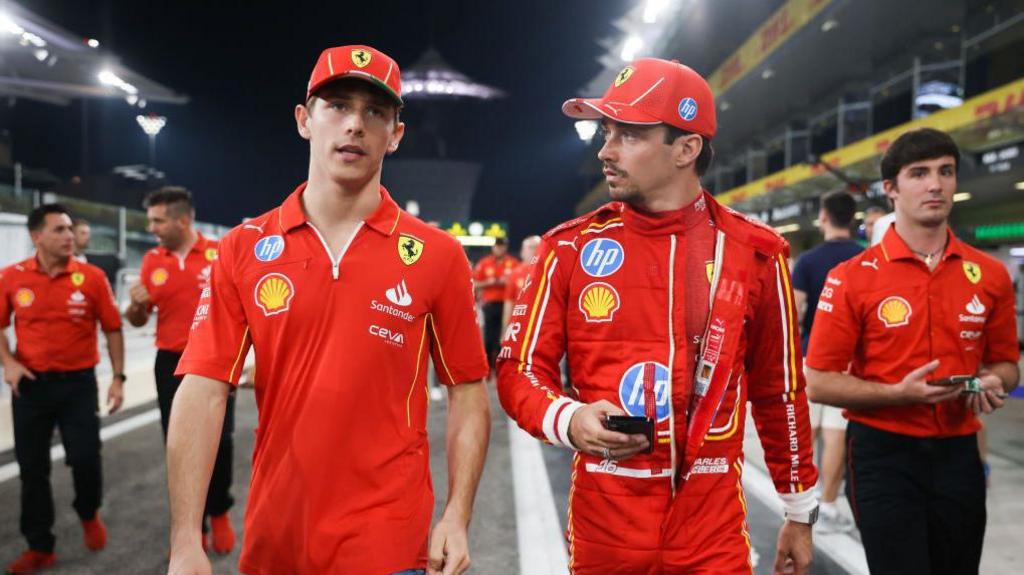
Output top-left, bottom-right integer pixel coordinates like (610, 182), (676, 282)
(351, 49), (371, 68)
(963, 261), (982, 284)
(614, 66), (634, 88)
(398, 234), (424, 266)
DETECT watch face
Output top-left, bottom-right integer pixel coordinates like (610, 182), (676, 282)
(808, 505), (820, 525)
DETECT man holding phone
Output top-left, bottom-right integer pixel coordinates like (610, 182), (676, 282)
(806, 128), (1020, 574)
(497, 58), (818, 574)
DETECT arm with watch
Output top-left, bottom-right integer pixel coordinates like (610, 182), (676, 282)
(103, 329), (126, 415)
(746, 254), (820, 575)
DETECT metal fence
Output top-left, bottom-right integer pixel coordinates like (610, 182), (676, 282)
(0, 183), (233, 301)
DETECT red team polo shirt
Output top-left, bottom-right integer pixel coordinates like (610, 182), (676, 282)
(0, 257), (121, 372)
(140, 233), (218, 353)
(806, 225), (1019, 438)
(176, 183), (488, 574)
(474, 253), (518, 303)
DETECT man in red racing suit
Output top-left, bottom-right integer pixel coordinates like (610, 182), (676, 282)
(497, 57), (819, 574)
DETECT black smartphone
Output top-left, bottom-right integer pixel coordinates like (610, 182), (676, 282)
(605, 415), (654, 453)
(928, 375), (974, 387)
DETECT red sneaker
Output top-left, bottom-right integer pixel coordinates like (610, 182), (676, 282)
(81, 516), (107, 551)
(6, 550), (56, 574)
(209, 513), (236, 554)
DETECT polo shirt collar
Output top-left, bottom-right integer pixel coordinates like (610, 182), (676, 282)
(154, 231), (209, 258)
(880, 222), (963, 262)
(27, 254), (80, 276)
(278, 182), (402, 236)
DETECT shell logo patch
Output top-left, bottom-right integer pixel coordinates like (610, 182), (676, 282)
(398, 234), (424, 266)
(963, 261), (982, 284)
(579, 282), (620, 323)
(70, 272), (85, 287)
(614, 66), (634, 87)
(877, 296), (912, 328)
(351, 48), (371, 68)
(254, 273), (295, 316)
(205, 248), (218, 262)
(151, 268), (169, 286)
(705, 261), (715, 283)
(14, 288), (34, 308)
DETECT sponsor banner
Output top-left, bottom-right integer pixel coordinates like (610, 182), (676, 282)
(720, 77), (1024, 207)
(708, 0), (833, 96)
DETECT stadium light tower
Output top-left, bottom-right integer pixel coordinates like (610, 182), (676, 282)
(136, 114), (166, 167)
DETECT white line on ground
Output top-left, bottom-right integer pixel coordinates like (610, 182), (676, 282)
(742, 460), (869, 575)
(508, 419), (569, 575)
(0, 408), (160, 484)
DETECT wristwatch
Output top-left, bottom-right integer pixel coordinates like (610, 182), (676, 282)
(113, 373), (127, 383)
(785, 505), (819, 525)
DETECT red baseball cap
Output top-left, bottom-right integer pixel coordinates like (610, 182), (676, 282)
(306, 45), (403, 106)
(562, 58), (716, 138)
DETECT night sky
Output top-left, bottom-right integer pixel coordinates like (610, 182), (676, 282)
(7, 0), (631, 240)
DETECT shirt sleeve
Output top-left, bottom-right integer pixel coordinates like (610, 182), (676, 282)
(0, 272), (11, 330)
(428, 246), (489, 386)
(982, 265), (1021, 365)
(791, 254), (810, 293)
(746, 248), (819, 514)
(472, 258), (487, 283)
(92, 271), (122, 331)
(495, 238), (583, 450)
(138, 253), (156, 313)
(175, 232), (251, 385)
(804, 261), (860, 372)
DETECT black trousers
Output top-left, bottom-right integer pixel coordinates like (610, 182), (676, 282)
(482, 301), (504, 367)
(155, 349), (235, 518)
(12, 370), (102, 553)
(846, 421), (986, 575)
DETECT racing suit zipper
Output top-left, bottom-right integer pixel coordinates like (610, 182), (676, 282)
(667, 234), (677, 494)
(679, 230), (725, 486)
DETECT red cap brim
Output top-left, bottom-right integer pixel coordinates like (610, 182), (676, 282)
(308, 71), (403, 106)
(561, 98), (660, 125)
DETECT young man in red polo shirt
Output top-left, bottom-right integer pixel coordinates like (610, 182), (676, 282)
(125, 187), (236, 554)
(806, 128), (1020, 574)
(474, 237), (518, 368)
(167, 45), (490, 575)
(1, 204), (125, 574)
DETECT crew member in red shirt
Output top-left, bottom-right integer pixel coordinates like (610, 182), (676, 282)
(473, 237), (518, 368)
(1, 204), (124, 574)
(806, 128), (1020, 574)
(125, 187), (236, 554)
(502, 235), (540, 331)
(166, 45), (490, 575)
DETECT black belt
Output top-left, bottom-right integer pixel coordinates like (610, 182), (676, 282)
(32, 368), (95, 381)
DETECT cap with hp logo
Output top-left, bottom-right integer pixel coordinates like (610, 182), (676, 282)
(561, 58), (716, 139)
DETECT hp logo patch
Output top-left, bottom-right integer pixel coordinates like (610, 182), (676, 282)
(678, 97), (698, 122)
(254, 235), (285, 262)
(580, 238), (624, 277)
(619, 362), (670, 421)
